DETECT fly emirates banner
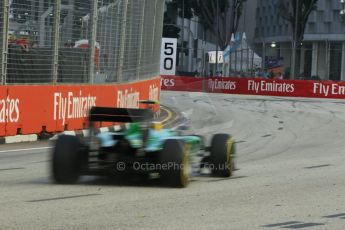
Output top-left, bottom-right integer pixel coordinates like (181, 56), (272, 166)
(0, 77), (160, 136)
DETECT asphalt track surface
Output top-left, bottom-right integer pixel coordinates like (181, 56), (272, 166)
(2, 92), (345, 229)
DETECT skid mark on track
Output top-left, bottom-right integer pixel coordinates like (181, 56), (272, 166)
(29, 160), (49, 164)
(0, 167), (25, 171)
(203, 176), (247, 183)
(262, 134), (272, 138)
(262, 221), (302, 228)
(223, 99), (235, 103)
(304, 164), (332, 169)
(26, 193), (102, 203)
(193, 99), (210, 104)
(325, 110), (336, 125)
(263, 211), (345, 229)
(235, 140), (246, 144)
(262, 221), (324, 229)
(323, 213), (345, 218)
(282, 223), (324, 229)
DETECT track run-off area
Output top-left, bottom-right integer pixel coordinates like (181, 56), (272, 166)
(1, 91), (345, 229)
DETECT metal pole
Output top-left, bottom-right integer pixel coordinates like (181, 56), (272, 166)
(155, 0), (165, 76)
(234, 50), (237, 73)
(216, 0), (219, 75)
(243, 2), (248, 76)
(187, 18), (191, 72)
(240, 48), (243, 73)
(1, 0), (9, 85)
(117, 0), (129, 82)
(180, 0), (185, 71)
(341, 42), (345, 81)
(202, 32), (206, 76)
(245, 34), (250, 75)
(251, 48), (255, 76)
(246, 47), (250, 76)
(291, 0), (299, 79)
(136, 0), (146, 80)
(229, 52), (232, 76)
(88, 0), (99, 84)
(151, 0), (158, 57)
(262, 41), (265, 71)
(52, 0), (61, 84)
(228, 34), (233, 76)
(326, 40), (330, 79)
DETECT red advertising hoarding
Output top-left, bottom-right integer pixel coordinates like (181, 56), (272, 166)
(161, 75), (345, 99)
(0, 77), (160, 137)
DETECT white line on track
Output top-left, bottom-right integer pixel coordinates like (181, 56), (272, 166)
(0, 147), (53, 154)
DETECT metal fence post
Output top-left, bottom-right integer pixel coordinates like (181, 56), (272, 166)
(52, 0), (61, 84)
(326, 40), (330, 80)
(240, 48), (243, 73)
(117, 0), (129, 82)
(234, 50), (238, 73)
(228, 51), (232, 76)
(151, 0), (158, 58)
(136, 0), (146, 80)
(251, 48), (255, 76)
(89, 0), (99, 84)
(1, 0), (9, 85)
(154, 0), (164, 76)
(262, 41), (266, 71)
(247, 48), (250, 76)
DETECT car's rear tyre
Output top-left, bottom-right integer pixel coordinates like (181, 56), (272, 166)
(52, 135), (83, 184)
(159, 139), (190, 188)
(210, 134), (235, 177)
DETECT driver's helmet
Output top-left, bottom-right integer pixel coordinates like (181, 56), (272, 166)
(151, 122), (162, 131)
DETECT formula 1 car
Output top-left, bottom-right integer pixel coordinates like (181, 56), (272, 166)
(52, 105), (236, 188)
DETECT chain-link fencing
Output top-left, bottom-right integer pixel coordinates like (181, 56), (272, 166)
(176, 46), (259, 78)
(1, 0), (9, 85)
(176, 40), (344, 81)
(252, 42), (343, 80)
(0, 0), (164, 85)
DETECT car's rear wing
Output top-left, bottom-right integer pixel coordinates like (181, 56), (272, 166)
(89, 107), (154, 123)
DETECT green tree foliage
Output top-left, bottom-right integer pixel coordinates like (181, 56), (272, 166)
(163, 12), (181, 38)
(163, 0), (246, 49)
(192, 0), (246, 49)
(163, 0), (191, 38)
(170, 0), (194, 19)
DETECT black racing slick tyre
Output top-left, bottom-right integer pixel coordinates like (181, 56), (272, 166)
(159, 139), (190, 188)
(210, 134), (235, 177)
(52, 135), (83, 184)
